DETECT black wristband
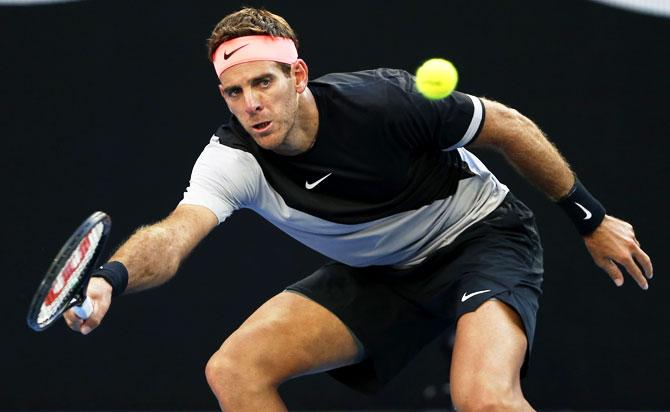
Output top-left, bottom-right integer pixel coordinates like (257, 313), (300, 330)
(556, 177), (606, 236)
(92, 261), (129, 297)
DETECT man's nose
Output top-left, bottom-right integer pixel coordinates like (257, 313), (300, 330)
(244, 90), (263, 114)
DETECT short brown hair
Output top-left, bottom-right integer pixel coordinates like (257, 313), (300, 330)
(207, 7), (299, 63)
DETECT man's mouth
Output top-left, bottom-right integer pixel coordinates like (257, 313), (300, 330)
(252, 121), (272, 132)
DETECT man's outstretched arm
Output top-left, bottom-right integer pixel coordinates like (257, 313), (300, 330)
(470, 98), (653, 289)
(64, 204), (218, 334)
(112, 204), (218, 293)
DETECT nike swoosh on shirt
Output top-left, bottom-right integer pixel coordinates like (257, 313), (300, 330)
(461, 290), (492, 302)
(305, 173), (332, 190)
(223, 44), (249, 60)
(575, 202), (592, 220)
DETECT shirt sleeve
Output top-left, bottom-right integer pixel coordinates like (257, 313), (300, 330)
(431, 91), (486, 150)
(383, 69), (486, 151)
(179, 136), (260, 224)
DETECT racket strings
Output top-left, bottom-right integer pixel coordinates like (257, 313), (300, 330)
(37, 222), (105, 325)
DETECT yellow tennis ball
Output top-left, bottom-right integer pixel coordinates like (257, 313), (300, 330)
(415, 58), (459, 100)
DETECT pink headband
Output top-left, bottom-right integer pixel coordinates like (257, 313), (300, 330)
(212, 35), (298, 77)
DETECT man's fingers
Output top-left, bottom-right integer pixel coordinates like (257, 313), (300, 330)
(79, 300), (105, 335)
(80, 321), (94, 335)
(64, 298), (106, 335)
(617, 255), (648, 290)
(63, 309), (84, 332)
(80, 313), (101, 335)
(62, 279), (113, 335)
(585, 217), (653, 291)
(599, 259), (624, 287)
(633, 248), (654, 279)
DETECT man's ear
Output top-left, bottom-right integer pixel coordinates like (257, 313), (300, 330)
(293, 59), (309, 93)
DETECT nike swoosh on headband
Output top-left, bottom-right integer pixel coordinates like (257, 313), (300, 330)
(223, 44), (249, 60)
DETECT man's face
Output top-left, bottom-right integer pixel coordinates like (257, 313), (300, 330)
(218, 61), (299, 151)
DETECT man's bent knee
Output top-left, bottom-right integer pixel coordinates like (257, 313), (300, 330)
(205, 334), (278, 405)
(206, 350), (248, 402)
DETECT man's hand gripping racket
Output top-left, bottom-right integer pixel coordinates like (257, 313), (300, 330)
(27, 212), (113, 334)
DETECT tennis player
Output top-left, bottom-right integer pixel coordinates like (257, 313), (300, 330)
(64, 8), (653, 411)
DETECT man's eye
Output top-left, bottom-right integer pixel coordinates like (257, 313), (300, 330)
(228, 89), (240, 97)
(261, 79), (271, 87)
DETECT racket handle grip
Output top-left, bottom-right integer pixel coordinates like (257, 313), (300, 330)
(72, 297), (93, 320)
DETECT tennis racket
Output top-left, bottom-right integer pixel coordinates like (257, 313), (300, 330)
(27, 211), (111, 332)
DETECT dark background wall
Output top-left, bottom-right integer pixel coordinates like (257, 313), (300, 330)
(2, 0), (668, 409)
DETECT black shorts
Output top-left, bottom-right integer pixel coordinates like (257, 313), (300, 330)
(286, 192), (544, 393)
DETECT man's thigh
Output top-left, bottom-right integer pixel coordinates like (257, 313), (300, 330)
(216, 291), (364, 382)
(450, 299), (528, 395)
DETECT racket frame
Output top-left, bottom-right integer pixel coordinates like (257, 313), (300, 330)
(26, 211), (111, 332)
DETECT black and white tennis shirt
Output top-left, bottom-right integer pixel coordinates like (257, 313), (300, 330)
(181, 68), (509, 268)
